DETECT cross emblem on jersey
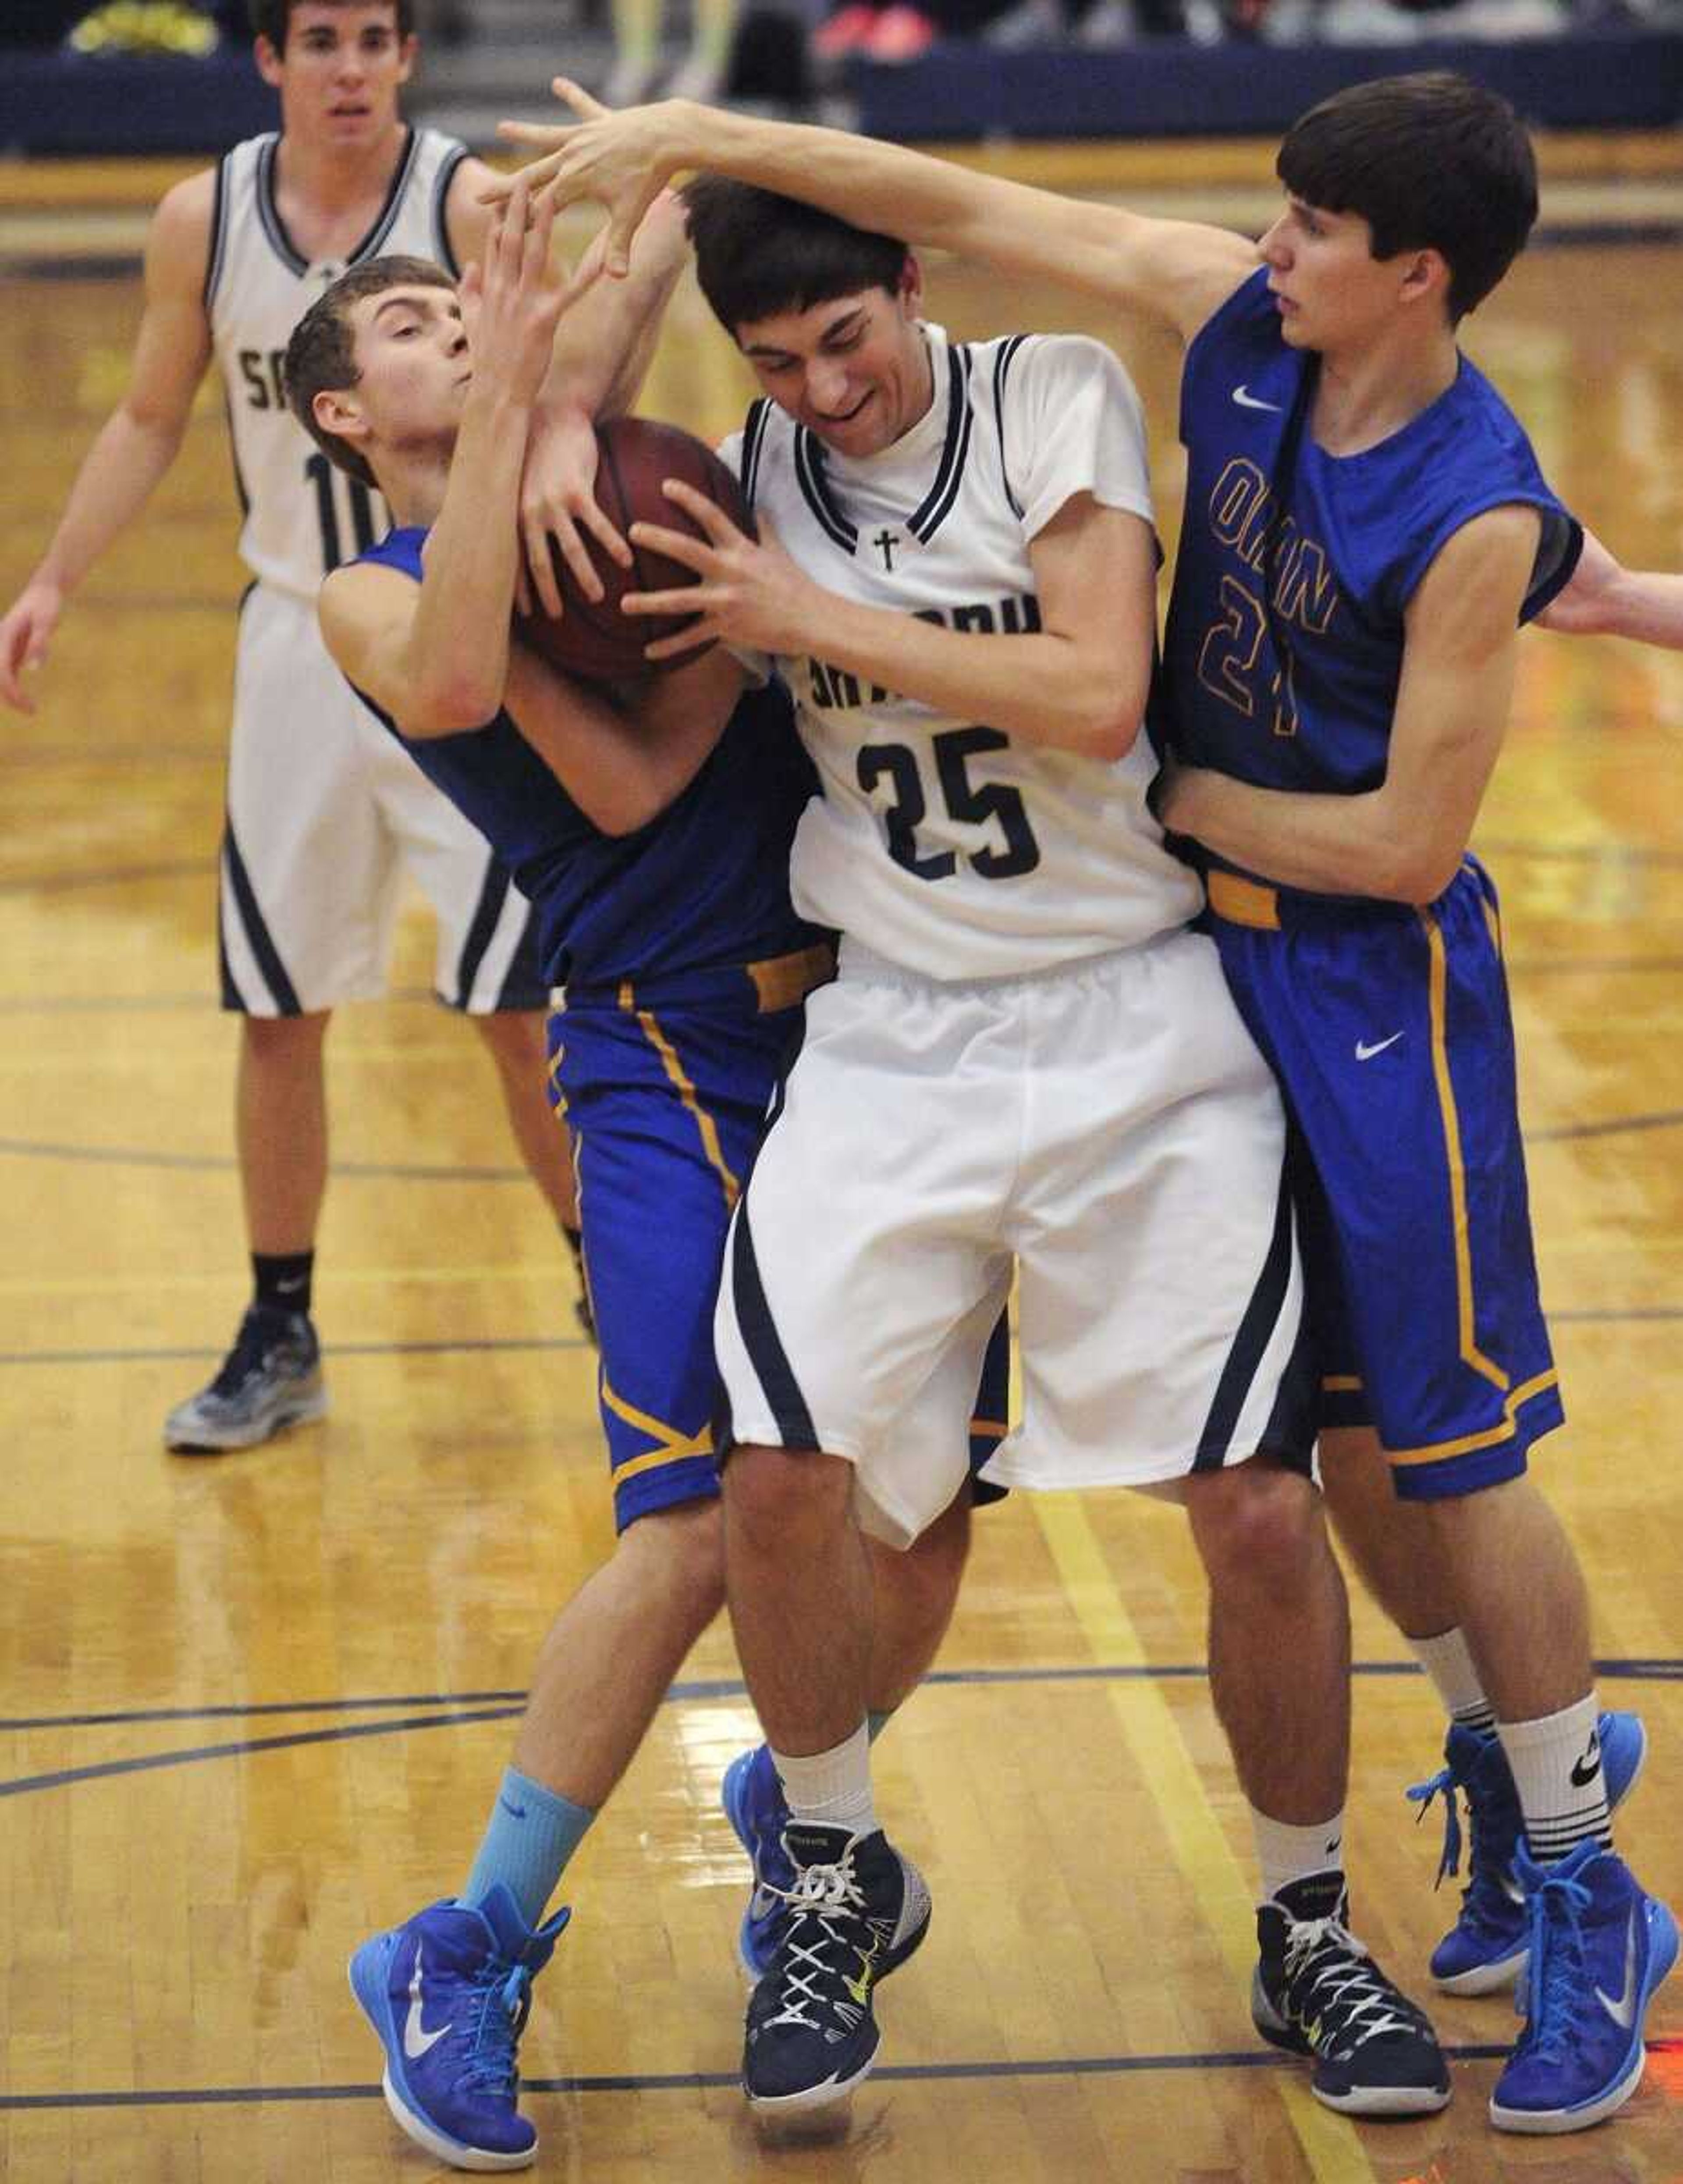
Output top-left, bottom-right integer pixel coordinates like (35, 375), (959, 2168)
(873, 530), (900, 572)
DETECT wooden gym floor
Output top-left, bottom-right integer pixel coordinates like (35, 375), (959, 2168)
(1, 146), (1681, 2181)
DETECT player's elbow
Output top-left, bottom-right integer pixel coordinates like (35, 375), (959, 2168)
(1369, 838), (1464, 907)
(397, 676), (501, 739)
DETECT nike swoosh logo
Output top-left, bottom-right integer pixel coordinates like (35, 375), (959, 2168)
(1232, 385), (1283, 412)
(1354, 1032), (1405, 1061)
(1570, 1733), (1602, 1788)
(402, 1946), (452, 2061)
(498, 1795), (529, 1820)
(1595, 1914), (1640, 2030)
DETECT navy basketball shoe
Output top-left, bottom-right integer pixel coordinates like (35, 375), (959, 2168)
(164, 1304), (327, 1453)
(1489, 1839), (1678, 2133)
(742, 1822), (930, 2114)
(722, 1745), (797, 1978)
(1252, 1871), (1451, 2116)
(1410, 1711), (1647, 1994)
(349, 1885), (568, 2170)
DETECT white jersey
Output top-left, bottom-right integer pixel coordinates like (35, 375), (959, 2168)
(206, 125), (470, 603)
(720, 324), (1203, 981)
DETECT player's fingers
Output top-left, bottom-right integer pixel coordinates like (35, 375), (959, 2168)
(659, 476), (739, 541)
(643, 623), (714, 663)
(522, 513), (565, 617)
(553, 515), (606, 606)
(621, 584), (709, 618)
(627, 519), (712, 574)
(575, 492), (632, 570)
(524, 186), (559, 281)
(514, 560), (535, 619)
(551, 75), (607, 119)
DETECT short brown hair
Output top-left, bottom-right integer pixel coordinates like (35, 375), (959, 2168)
(284, 254), (454, 488)
(249, 0), (414, 49)
(1277, 72), (1537, 320)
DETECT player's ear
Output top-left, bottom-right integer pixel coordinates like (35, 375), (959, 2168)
(898, 253), (923, 316)
(394, 31), (418, 84)
(1398, 247), (1450, 314)
(313, 387), (368, 450)
(254, 32), (284, 86)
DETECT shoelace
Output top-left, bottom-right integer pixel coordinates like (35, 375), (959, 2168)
(1283, 1917), (1426, 2053)
(1513, 1864), (1594, 2061)
(1408, 1755), (1522, 1933)
(761, 1855), (873, 2034)
(455, 1960), (533, 2099)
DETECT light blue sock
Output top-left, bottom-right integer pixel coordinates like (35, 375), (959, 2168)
(460, 1767), (595, 1931)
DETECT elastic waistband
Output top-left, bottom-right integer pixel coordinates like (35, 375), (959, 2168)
(837, 930), (1176, 995)
(556, 942), (836, 1018)
(1204, 868), (1420, 932)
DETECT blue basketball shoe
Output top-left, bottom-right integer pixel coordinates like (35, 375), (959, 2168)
(1410, 1711), (1647, 1995)
(1489, 1839), (1678, 2134)
(349, 1885), (568, 2171)
(722, 1745), (797, 1979)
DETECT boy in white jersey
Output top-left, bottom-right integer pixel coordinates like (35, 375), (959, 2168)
(612, 178), (1448, 2120)
(0, 0), (665, 1450)
(505, 78), (1683, 2136)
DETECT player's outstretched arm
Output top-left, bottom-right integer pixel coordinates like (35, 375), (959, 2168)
(0, 172), (214, 713)
(320, 181), (574, 735)
(447, 160), (691, 618)
(1162, 507), (1540, 903)
(499, 87), (1253, 345)
(1535, 526), (1683, 647)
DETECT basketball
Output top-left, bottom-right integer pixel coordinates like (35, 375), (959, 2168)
(515, 415), (753, 684)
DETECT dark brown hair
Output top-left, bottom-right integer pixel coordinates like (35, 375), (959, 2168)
(284, 254), (454, 487)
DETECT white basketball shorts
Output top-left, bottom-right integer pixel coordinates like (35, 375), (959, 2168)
(715, 927), (1314, 1546)
(218, 584), (545, 1017)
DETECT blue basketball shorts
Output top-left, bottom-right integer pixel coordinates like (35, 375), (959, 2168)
(550, 950), (1008, 1533)
(1204, 859), (1562, 1501)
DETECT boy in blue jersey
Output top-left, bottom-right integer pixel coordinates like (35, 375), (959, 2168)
(504, 71), (1679, 2135)
(286, 184), (1005, 2170)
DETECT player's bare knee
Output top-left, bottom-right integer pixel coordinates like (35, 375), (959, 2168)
(620, 1496), (725, 1625)
(1186, 1462), (1323, 1595)
(725, 1443), (852, 1556)
(242, 1010), (330, 1064)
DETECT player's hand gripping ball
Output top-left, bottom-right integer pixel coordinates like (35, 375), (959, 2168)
(517, 416), (753, 682)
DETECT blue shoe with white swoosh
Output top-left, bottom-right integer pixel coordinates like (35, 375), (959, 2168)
(1488, 1839), (1678, 2134)
(349, 1885), (569, 2171)
(1410, 1712), (1647, 1995)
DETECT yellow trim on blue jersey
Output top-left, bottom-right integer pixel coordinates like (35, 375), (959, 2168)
(1205, 869), (1282, 930)
(969, 1416), (1009, 1438)
(626, 1004), (742, 1209)
(1321, 1374), (1363, 1392)
(748, 943), (835, 1015)
(1383, 1369), (1560, 1468)
(1420, 907), (1510, 1396)
(600, 1376), (711, 1467)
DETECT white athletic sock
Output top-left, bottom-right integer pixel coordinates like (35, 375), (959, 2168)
(1411, 1626), (1497, 1736)
(1251, 1805), (1346, 1904)
(1498, 1695), (1612, 1863)
(772, 1721), (877, 1840)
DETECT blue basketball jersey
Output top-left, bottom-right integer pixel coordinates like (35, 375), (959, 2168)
(1159, 268), (1581, 896)
(348, 525), (825, 986)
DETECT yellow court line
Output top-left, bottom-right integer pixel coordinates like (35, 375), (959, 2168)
(1031, 1495), (1376, 2184)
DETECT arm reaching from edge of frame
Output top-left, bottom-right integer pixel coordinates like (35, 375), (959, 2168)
(494, 85), (1257, 348)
